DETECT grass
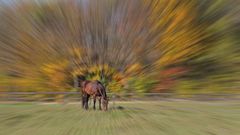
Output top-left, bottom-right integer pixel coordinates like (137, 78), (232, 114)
(0, 100), (240, 135)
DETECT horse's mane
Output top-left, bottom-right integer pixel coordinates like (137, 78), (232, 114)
(95, 81), (107, 99)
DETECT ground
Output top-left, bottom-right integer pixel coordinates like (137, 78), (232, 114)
(0, 100), (240, 135)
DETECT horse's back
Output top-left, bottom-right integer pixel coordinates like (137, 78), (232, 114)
(84, 80), (104, 96)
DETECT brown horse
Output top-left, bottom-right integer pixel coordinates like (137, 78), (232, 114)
(78, 76), (108, 111)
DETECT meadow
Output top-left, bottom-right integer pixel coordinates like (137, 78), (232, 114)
(0, 100), (240, 135)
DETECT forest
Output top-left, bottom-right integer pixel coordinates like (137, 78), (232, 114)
(0, 0), (239, 94)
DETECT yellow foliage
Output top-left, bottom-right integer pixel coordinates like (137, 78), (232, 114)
(146, 0), (203, 67)
(41, 60), (69, 90)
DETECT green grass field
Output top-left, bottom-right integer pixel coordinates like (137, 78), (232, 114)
(0, 100), (240, 135)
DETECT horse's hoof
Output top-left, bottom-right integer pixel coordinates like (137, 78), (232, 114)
(117, 106), (124, 110)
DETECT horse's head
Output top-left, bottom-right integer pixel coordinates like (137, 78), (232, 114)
(102, 98), (109, 111)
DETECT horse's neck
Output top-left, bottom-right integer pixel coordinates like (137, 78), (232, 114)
(99, 84), (107, 99)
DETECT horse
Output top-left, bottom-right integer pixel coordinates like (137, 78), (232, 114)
(77, 76), (108, 111)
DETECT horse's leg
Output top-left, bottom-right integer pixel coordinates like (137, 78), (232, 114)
(85, 94), (90, 110)
(98, 97), (102, 110)
(93, 96), (96, 110)
(82, 94), (85, 109)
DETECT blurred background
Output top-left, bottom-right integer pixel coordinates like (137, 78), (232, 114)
(0, 1), (240, 135)
(0, 0), (239, 96)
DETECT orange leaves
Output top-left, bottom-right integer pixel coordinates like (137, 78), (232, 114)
(146, 1), (203, 67)
(125, 63), (142, 75)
